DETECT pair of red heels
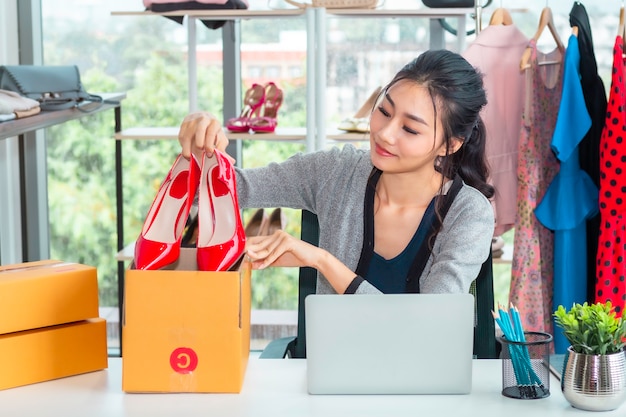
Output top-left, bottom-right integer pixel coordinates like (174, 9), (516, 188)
(226, 82), (284, 133)
(134, 150), (246, 272)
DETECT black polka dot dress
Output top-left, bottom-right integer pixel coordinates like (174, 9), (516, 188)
(596, 36), (626, 315)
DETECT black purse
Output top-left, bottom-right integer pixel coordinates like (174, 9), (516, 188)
(145, 0), (249, 30)
(0, 65), (108, 112)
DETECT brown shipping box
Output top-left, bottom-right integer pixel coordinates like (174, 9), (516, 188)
(0, 260), (99, 334)
(0, 318), (108, 390)
(122, 248), (252, 393)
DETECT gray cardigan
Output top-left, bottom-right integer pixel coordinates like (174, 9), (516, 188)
(235, 144), (495, 295)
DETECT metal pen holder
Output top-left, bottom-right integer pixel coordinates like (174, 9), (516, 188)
(497, 331), (553, 399)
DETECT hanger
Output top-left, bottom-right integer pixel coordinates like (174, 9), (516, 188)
(617, 2), (624, 36)
(519, 7), (565, 71)
(617, 3), (626, 58)
(489, 7), (513, 26)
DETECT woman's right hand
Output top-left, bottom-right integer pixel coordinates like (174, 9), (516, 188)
(178, 111), (233, 163)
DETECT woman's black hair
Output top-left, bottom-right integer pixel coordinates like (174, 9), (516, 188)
(383, 49), (494, 200)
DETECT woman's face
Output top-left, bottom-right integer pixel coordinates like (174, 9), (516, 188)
(369, 80), (454, 175)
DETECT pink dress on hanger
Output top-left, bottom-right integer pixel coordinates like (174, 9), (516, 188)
(595, 36), (626, 315)
(509, 39), (563, 336)
(463, 24), (529, 237)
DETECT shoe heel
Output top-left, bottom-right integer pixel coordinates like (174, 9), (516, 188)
(250, 82), (283, 133)
(226, 84), (266, 133)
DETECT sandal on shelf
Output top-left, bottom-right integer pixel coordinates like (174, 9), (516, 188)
(337, 86), (383, 133)
(226, 84), (266, 133)
(250, 82), (284, 133)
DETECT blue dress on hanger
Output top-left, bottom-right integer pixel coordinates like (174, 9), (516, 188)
(534, 34), (598, 354)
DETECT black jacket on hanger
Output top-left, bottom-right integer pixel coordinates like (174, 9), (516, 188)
(569, 1), (607, 302)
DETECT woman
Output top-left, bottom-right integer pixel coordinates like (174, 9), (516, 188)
(178, 49), (495, 295)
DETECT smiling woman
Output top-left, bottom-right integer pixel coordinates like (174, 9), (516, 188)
(177, 49), (495, 299)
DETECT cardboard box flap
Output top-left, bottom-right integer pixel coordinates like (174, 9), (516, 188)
(0, 260), (65, 274)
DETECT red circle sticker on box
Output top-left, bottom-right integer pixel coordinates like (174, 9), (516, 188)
(170, 347), (198, 374)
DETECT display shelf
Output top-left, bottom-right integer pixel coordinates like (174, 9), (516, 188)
(0, 93), (126, 266)
(114, 126), (376, 142)
(111, 7), (473, 19)
(111, 9), (305, 18)
(112, 7), (479, 151)
(114, 126), (307, 142)
(0, 93), (126, 141)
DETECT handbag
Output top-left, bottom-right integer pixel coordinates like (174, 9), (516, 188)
(0, 65), (107, 112)
(284, 0), (381, 8)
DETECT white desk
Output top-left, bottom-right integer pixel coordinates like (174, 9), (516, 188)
(2, 357), (622, 416)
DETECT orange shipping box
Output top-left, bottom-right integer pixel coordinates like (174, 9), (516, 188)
(0, 260), (99, 334)
(0, 318), (108, 390)
(122, 248), (252, 393)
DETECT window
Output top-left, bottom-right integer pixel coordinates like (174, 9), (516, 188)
(35, 0), (616, 356)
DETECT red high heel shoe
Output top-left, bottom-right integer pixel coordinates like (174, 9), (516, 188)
(226, 84), (266, 133)
(197, 150), (246, 271)
(134, 154), (201, 270)
(250, 82), (283, 133)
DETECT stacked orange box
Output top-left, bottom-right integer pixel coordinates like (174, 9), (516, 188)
(0, 260), (108, 390)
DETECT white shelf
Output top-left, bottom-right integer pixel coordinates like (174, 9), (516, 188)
(114, 126), (307, 142)
(111, 8), (473, 19)
(111, 9), (305, 18)
(327, 8), (474, 18)
(114, 126), (374, 143)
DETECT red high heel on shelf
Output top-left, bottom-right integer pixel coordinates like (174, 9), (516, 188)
(134, 154), (201, 270)
(197, 150), (246, 271)
(250, 82), (283, 133)
(226, 84), (266, 133)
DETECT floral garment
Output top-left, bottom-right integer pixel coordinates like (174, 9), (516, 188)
(509, 39), (563, 337)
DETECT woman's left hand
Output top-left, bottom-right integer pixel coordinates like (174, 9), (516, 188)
(245, 230), (321, 270)
(246, 229), (361, 294)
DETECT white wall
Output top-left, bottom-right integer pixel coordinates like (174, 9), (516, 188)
(0, 1), (19, 64)
(0, 0), (24, 264)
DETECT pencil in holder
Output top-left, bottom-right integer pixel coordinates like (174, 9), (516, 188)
(497, 331), (553, 399)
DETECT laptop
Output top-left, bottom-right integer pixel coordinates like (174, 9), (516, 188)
(305, 293), (475, 395)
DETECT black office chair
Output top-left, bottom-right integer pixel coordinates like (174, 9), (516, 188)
(259, 210), (498, 359)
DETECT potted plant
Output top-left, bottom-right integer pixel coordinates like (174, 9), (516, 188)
(554, 301), (626, 411)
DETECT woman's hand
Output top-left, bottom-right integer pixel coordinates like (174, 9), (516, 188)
(245, 230), (357, 294)
(245, 230), (321, 270)
(178, 111), (234, 163)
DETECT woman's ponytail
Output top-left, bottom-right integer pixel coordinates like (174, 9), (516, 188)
(452, 117), (494, 199)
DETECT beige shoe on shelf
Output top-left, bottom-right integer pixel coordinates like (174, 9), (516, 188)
(259, 208), (287, 236)
(337, 86), (382, 133)
(244, 208), (269, 238)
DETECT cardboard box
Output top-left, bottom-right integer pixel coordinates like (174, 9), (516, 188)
(0, 260), (99, 334)
(122, 248), (252, 393)
(0, 318), (108, 390)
